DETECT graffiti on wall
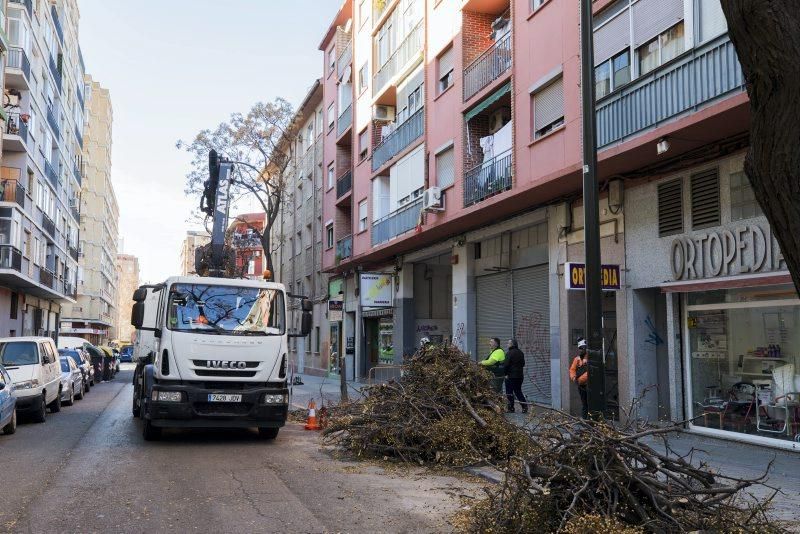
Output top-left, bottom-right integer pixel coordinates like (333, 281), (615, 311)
(644, 315), (664, 347)
(515, 313), (549, 398)
(453, 322), (465, 351)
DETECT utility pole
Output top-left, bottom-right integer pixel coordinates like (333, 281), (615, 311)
(579, 0), (606, 416)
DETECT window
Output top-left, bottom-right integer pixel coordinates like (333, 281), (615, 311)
(437, 47), (454, 94)
(326, 224), (334, 249)
(595, 50), (630, 99)
(315, 326), (321, 353)
(435, 147), (455, 189)
(638, 22), (684, 75)
(358, 129), (369, 161)
(327, 103), (335, 131)
(247, 259), (255, 275)
(359, 62), (369, 92)
(690, 168), (721, 230)
(10, 293), (18, 320)
(358, 200), (368, 232)
(359, 0), (367, 27)
(531, 0), (547, 10)
(532, 76), (565, 139)
(328, 47), (335, 74)
(327, 164), (335, 189)
(699, 0), (727, 43)
(730, 171), (762, 221)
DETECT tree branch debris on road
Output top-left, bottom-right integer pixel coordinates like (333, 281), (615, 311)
(322, 345), (789, 533)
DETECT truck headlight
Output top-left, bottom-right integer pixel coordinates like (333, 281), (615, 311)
(14, 379), (39, 390)
(262, 393), (288, 405)
(152, 390), (183, 402)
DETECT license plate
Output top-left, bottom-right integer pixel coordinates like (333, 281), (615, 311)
(207, 394), (242, 403)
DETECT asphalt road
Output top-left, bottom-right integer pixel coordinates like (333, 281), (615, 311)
(1, 365), (477, 533)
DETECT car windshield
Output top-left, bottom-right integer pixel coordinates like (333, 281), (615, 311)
(167, 283), (285, 336)
(60, 359), (70, 372)
(0, 342), (39, 366)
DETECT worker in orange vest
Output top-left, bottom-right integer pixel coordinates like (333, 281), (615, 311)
(569, 339), (589, 418)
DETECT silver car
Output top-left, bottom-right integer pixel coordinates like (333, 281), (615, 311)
(59, 356), (85, 406)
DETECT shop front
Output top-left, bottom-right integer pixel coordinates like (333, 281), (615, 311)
(327, 278), (344, 377)
(359, 272), (395, 378)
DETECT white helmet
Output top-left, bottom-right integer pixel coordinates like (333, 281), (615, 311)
(577, 339), (588, 349)
(420, 337), (431, 346)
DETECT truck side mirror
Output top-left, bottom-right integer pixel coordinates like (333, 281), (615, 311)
(301, 299), (313, 313)
(132, 287), (148, 302)
(131, 302), (145, 328)
(299, 310), (312, 337)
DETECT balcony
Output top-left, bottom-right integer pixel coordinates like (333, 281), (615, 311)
(39, 267), (55, 290)
(231, 235), (261, 249)
(596, 35), (745, 148)
(373, 21), (424, 98)
(51, 5), (64, 44)
(46, 105), (60, 140)
(464, 32), (512, 101)
(4, 113), (29, 152)
(304, 201), (314, 226)
(336, 41), (352, 79)
(42, 214), (56, 239)
(44, 160), (58, 188)
(336, 170), (352, 199)
(463, 149), (513, 207)
(69, 245), (79, 261)
(304, 247), (313, 275)
(75, 124), (83, 148)
(77, 83), (85, 111)
(371, 198), (422, 246)
(69, 201), (80, 223)
(300, 147), (316, 179)
(337, 103), (352, 137)
(48, 55), (62, 94)
(0, 246), (22, 272)
(73, 162), (82, 186)
(335, 235), (352, 264)
(9, 0), (33, 17)
(6, 47), (31, 88)
(372, 107), (424, 172)
(1, 179), (26, 207)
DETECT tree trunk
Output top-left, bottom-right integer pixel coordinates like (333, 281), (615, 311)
(722, 0), (800, 293)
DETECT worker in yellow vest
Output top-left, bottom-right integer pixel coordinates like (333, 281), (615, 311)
(480, 337), (506, 393)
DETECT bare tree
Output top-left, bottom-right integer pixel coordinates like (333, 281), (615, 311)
(722, 1), (800, 292)
(178, 98), (295, 273)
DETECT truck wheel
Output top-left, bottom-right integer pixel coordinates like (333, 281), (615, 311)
(49, 389), (62, 413)
(142, 418), (161, 441)
(132, 393), (141, 417)
(31, 394), (47, 423)
(258, 427), (279, 440)
(2, 409), (16, 434)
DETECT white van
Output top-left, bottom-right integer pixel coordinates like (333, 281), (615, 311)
(57, 336), (89, 350)
(0, 337), (63, 422)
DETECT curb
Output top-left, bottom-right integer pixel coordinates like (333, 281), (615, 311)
(464, 465), (503, 484)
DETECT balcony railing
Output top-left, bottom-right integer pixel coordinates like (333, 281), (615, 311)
(1, 180), (26, 207)
(75, 124), (83, 148)
(232, 235), (261, 249)
(69, 245), (79, 261)
(69, 201), (80, 222)
(39, 267), (55, 289)
(300, 147), (316, 178)
(44, 160), (58, 187)
(73, 162), (81, 186)
(0, 246), (22, 271)
(48, 55), (62, 93)
(372, 107), (424, 171)
(9, 0), (33, 17)
(42, 214), (56, 238)
(7, 47), (31, 80)
(596, 34), (745, 148)
(463, 149), (513, 207)
(371, 198), (423, 246)
(51, 5), (64, 43)
(336, 41), (352, 79)
(336, 170), (352, 198)
(337, 103), (352, 136)
(46, 105), (60, 139)
(335, 235), (352, 263)
(5, 112), (29, 144)
(64, 281), (76, 298)
(373, 21), (423, 97)
(77, 83), (85, 111)
(464, 32), (512, 101)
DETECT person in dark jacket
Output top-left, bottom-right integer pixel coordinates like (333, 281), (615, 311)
(504, 339), (528, 413)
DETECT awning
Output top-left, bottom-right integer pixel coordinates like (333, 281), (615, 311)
(0, 107), (7, 122)
(464, 81), (511, 122)
(660, 272), (793, 293)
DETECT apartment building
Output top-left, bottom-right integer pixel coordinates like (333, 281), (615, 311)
(0, 0), (85, 338)
(60, 76), (118, 345)
(314, 0), (797, 449)
(179, 229), (210, 276)
(271, 80), (329, 376)
(228, 212), (265, 280)
(115, 253), (138, 343)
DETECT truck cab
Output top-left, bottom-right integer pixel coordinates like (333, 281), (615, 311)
(130, 276), (311, 440)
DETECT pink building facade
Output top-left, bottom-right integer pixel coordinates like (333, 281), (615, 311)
(311, 0), (798, 449)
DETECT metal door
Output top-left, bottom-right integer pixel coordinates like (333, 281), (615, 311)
(475, 272), (512, 361)
(512, 265), (551, 404)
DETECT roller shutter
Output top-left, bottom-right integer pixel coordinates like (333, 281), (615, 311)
(594, 9), (630, 65)
(475, 272), (512, 361)
(631, 0), (684, 47)
(512, 265), (551, 405)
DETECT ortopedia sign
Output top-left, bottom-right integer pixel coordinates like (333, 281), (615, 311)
(360, 273), (393, 307)
(565, 262), (621, 291)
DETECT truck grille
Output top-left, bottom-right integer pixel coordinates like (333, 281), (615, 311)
(194, 402), (252, 416)
(195, 370), (256, 378)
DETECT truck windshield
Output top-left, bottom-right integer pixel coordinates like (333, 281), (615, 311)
(167, 284), (285, 336)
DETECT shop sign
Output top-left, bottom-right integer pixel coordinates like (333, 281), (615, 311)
(328, 300), (342, 322)
(564, 262), (620, 291)
(360, 273), (393, 307)
(670, 223), (785, 281)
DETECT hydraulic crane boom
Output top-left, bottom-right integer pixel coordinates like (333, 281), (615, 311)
(197, 149), (234, 277)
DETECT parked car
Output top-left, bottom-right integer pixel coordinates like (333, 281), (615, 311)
(0, 337), (63, 422)
(0, 364), (17, 435)
(119, 346), (134, 363)
(59, 356), (84, 405)
(98, 346), (118, 379)
(59, 348), (93, 391)
(84, 345), (108, 382)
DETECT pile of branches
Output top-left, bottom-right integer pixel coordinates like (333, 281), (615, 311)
(323, 344), (530, 466)
(469, 412), (784, 533)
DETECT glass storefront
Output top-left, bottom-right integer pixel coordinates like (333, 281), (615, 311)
(686, 284), (800, 446)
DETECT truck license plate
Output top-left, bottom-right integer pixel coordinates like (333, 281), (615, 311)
(208, 394), (242, 403)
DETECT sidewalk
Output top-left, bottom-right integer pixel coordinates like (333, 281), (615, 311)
(288, 372), (358, 410)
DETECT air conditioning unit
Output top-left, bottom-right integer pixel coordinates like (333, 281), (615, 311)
(373, 105), (395, 122)
(422, 187), (443, 211)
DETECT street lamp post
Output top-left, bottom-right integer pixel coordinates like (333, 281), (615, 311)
(579, 0), (606, 417)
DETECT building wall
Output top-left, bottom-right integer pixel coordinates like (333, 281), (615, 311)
(179, 230), (210, 276)
(115, 253), (139, 343)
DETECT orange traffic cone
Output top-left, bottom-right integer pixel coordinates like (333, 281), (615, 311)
(304, 399), (320, 430)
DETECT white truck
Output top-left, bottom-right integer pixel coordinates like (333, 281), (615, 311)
(130, 276), (311, 440)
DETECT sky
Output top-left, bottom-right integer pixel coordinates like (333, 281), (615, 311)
(78, 0), (340, 283)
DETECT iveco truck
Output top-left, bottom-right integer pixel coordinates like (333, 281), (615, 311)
(130, 276), (311, 440)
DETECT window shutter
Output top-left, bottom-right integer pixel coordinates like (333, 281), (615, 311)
(436, 147), (455, 189)
(593, 8), (630, 65)
(631, 0), (683, 47)
(699, 0), (728, 42)
(438, 46), (454, 77)
(690, 169), (721, 229)
(533, 77), (564, 132)
(657, 179), (683, 236)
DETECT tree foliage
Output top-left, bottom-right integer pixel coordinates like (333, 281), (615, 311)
(178, 98), (295, 272)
